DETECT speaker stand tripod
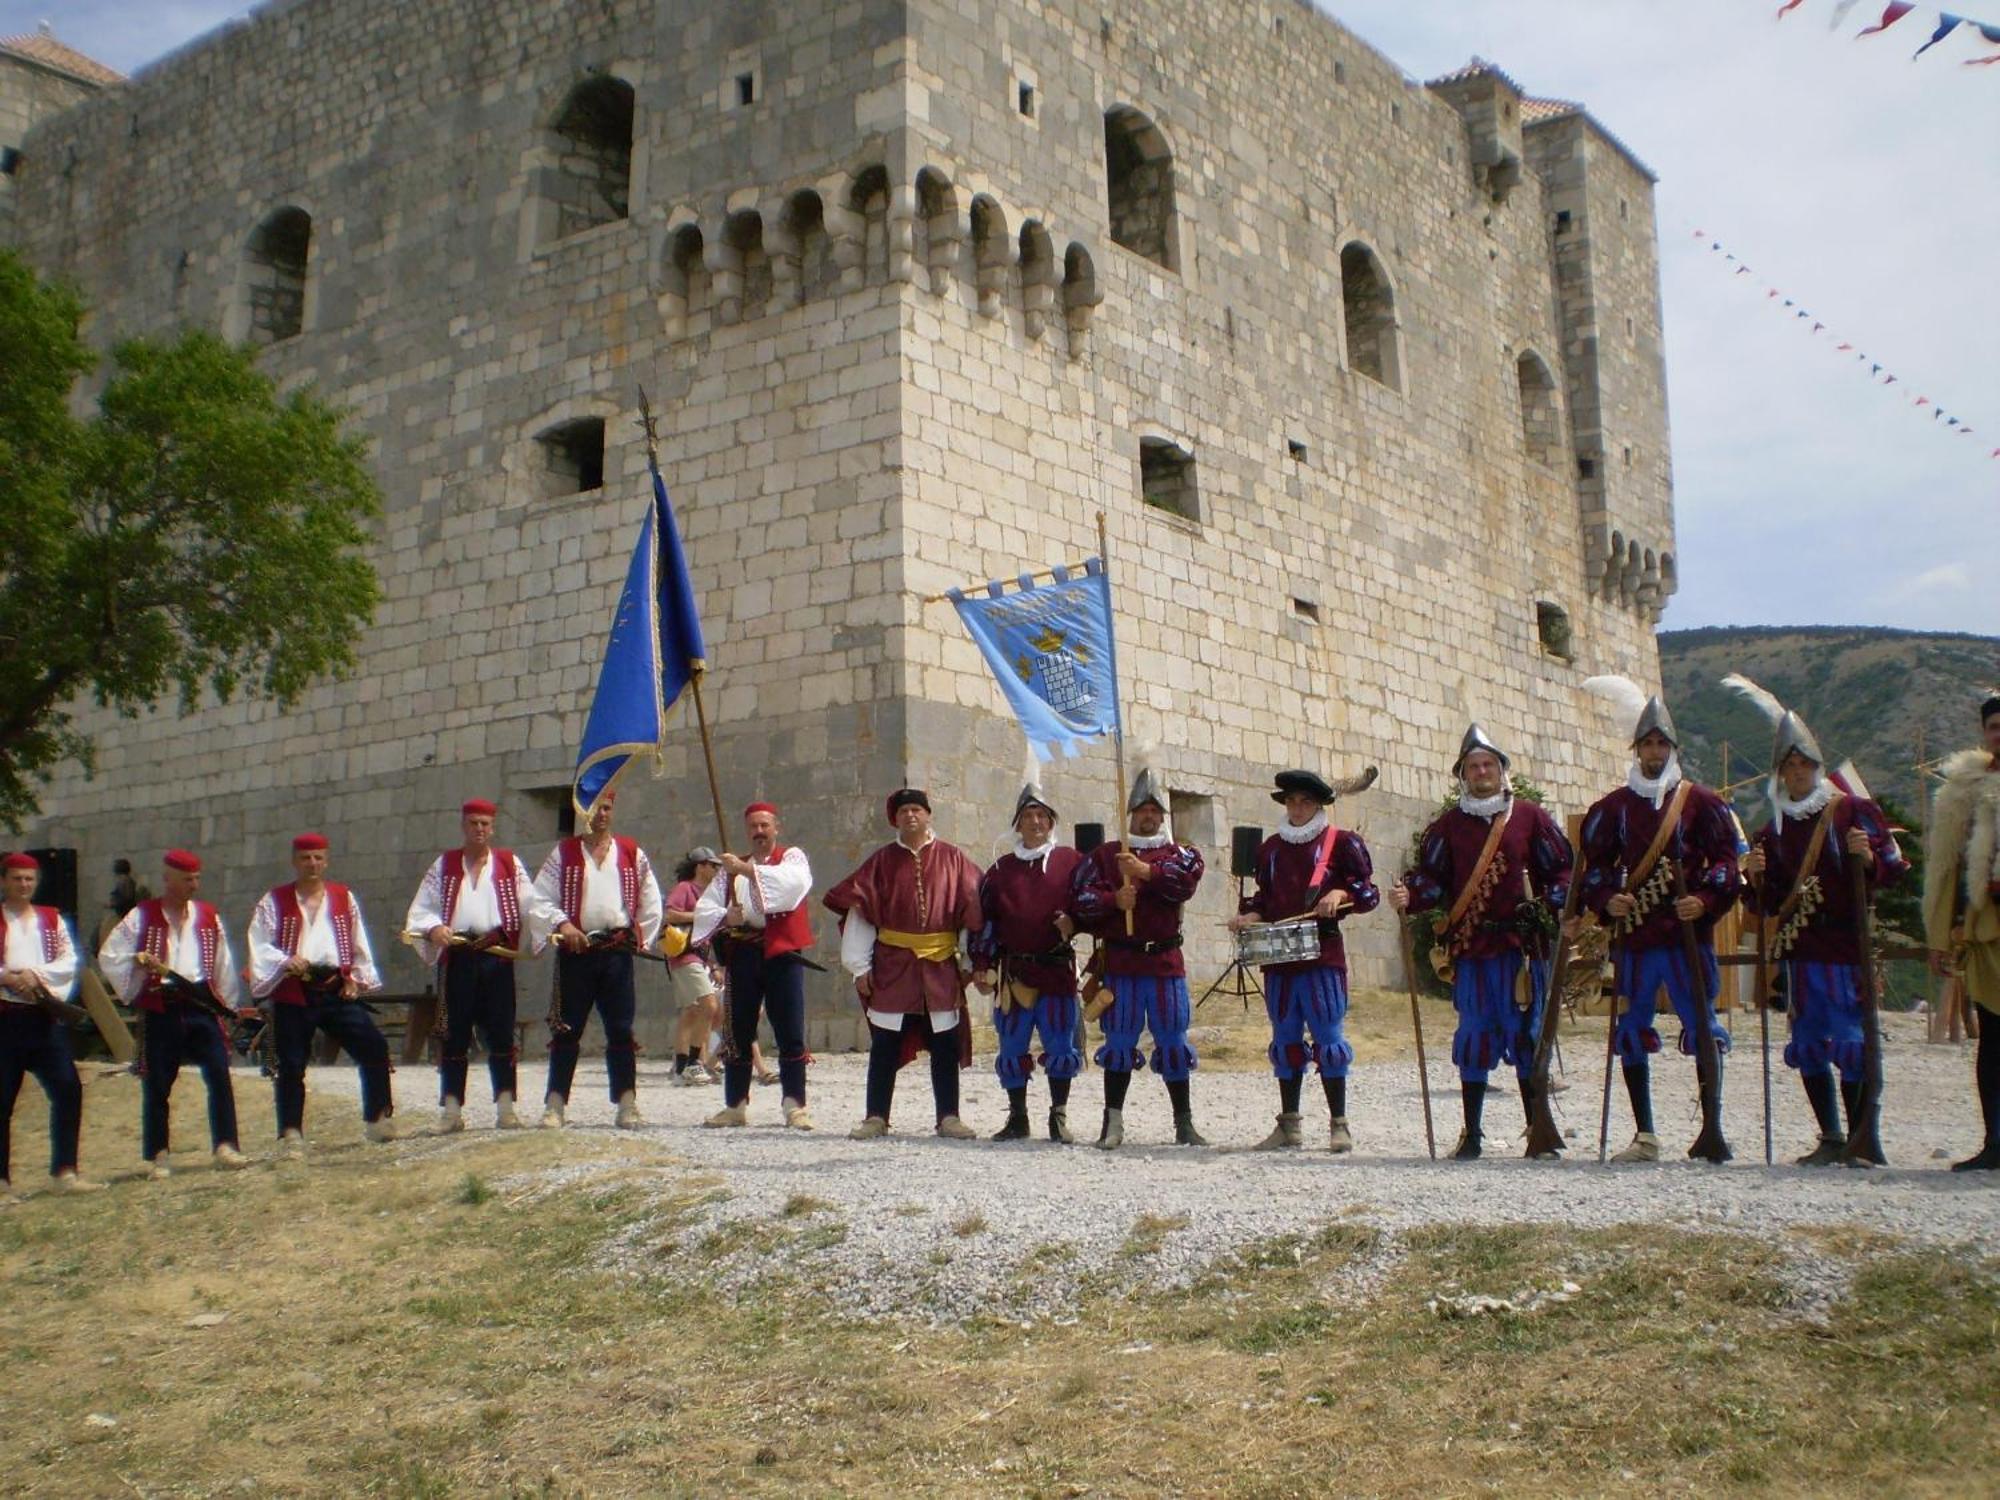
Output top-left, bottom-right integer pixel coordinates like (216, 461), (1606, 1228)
(1195, 875), (1262, 1012)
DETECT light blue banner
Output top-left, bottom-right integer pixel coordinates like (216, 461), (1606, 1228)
(949, 561), (1122, 760)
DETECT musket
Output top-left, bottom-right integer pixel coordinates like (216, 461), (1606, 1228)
(1841, 840), (1886, 1167)
(17, 981), (90, 1028)
(1751, 869), (1774, 1166)
(1397, 914), (1437, 1160)
(1672, 834), (1732, 1165)
(1524, 853), (1587, 1160)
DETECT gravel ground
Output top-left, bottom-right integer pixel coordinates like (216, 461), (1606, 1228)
(307, 1012), (1999, 1324)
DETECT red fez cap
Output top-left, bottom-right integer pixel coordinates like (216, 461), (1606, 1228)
(743, 801), (779, 819)
(885, 788), (931, 823)
(292, 832), (329, 852)
(1, 852), (39, 873)
(164, 849), (202, 873)
(461, 798), (498, 818)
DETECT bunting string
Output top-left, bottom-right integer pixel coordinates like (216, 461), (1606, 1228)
(1691, 229), (1999, 461)
(1773, 0), (2000, 62)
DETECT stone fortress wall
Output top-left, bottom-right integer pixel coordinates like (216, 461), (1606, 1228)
(3, 0), (1677, 1049)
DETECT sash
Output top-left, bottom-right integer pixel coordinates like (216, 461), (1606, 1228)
(877, 928), (961, 963)
(1626, 781), (1693, 896)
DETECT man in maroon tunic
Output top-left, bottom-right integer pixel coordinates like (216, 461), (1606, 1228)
(1071, 768), (1207, 1149)
(1390, 729), (1572, 1159)
(825, 788), (984, 1139)
(1231, 768), (1380, 1153)
(969, 784), (1084, 1142)
(1741, 706), (1906, 1164)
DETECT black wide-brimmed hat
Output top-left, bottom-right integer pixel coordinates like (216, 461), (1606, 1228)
(1270, 769), (1335, 805)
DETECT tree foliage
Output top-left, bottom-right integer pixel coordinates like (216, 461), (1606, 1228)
(0, 250), (383, 829)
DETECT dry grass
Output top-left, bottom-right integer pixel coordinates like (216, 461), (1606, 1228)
(3, 1071), (1999, 1497)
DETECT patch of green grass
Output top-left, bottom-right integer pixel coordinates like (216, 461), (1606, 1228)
(1122, 1211), (1191, 1259)
(780, 1193), (833, 1218)
(456, 1172), (493, 1206)
(951, 1212), (988, 1238)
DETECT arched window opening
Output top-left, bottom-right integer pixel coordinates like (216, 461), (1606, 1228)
(535, 418), (606, 499)
(1104, 106), (1177, 271)
(1340, 242), (1400, 390)
(1139, 437), (1198, 524)
(243, 206), (310, 345)
(547, 76), (634, 242)
(1515, 350), (1561, 468)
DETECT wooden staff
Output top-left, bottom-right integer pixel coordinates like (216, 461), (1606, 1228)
(1098, 509), (1135, 937)
(1752, 871), (1774, 1166)
(1397, 916), (1437, 1160)
(639, 387), (731, 853)
(1842, 845), (1886, 1167)
(1597, 984), (1619, 1164)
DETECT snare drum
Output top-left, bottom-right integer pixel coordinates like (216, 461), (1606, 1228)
(1236, 919), (1321, 967)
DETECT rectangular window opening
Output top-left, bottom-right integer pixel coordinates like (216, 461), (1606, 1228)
(1577, 457), (1596, 480)
(1555, 210), (1573, 232)
(736, 72), (756, 106)
(1287, 438), (1309, 464)
(1292, 597), (1321, 624)
(1138, 438), (1199, 524)
(0, 147), (19, 177)
(1334, 60), (1347, 85)
(1018, 82), (1036, 117)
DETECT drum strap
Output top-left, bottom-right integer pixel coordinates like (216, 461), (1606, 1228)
(1306, 826), (1338, 903)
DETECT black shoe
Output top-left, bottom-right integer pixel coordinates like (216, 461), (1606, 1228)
(1950, 1141), (2000, 1172)
(1795, 1134), (1847, 1167)
(1453, 1129), (1483, 1161)
(1173, 1112), (1209, 1147)
(990, 1112), (1031, 1142)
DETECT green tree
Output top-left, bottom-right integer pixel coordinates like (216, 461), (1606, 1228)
(0, 251), (382, 829)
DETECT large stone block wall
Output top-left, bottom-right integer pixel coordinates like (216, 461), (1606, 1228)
(6, 0), (1677, 1026)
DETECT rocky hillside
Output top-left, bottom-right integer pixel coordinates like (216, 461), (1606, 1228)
(1658, 626), (1999, 820)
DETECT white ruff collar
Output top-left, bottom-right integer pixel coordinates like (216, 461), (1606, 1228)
(1278, 809), (1329, 844)
(1458, 790), (1510, 820)
(1769, 772), (1832, 833)
(1628, 753), (1683, 810)
(1126, 830), (1173, 851)
(1012, 838), (1055, 864)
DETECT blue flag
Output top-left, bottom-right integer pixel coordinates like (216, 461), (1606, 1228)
(572, 461), (707, 817)
(948, 560), (1122, 761)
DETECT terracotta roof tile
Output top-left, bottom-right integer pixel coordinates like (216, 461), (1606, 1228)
(0, 29), (123, 87)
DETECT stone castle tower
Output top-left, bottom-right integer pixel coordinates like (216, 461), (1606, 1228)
(3, 0), (1677, 1028)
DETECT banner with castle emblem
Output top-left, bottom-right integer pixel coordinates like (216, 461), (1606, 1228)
(947, 560), (1122, 760)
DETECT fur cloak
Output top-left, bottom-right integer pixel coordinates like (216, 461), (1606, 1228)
(1925, 748), (2000, 1010)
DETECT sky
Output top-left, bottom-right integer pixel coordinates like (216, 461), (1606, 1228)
(10, 0), (2000, 636)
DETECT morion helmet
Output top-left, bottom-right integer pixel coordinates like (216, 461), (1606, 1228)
(1452, 723), (1510, 778)
(1013, 782), (1057, 825)
(1127, 767), (1167, 815)
(1770, 710), (1824, 771)
(1633, 695), (1678, 748)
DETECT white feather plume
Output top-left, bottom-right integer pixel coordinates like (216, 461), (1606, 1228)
(1580, 675), (1647, 727)
(1719, 673), (1785, 729)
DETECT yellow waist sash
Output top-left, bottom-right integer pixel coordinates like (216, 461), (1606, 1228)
(877, 928), (960, 963)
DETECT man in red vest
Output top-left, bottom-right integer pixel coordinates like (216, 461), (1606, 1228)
(531, 789), (663, 1130)
(405, 799), (557, 1132)
(693, 801), (817, 1128)
(247, 832), (396, 1154)
(1, 851), (107, 1196)
(101, 849), (254, 1177)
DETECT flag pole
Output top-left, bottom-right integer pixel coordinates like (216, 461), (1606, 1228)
(1097, 510), (1134, 936)
(639, 387), (730, 851)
